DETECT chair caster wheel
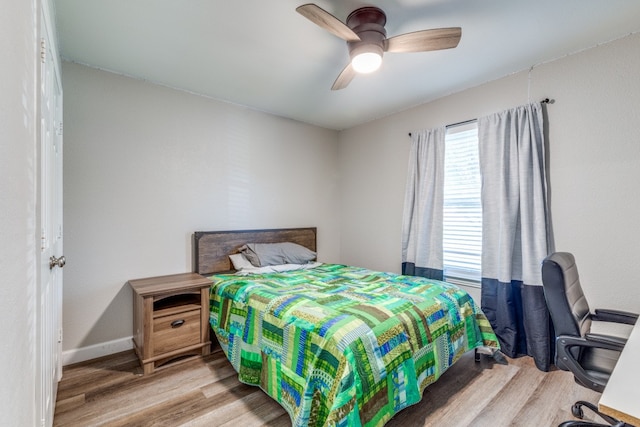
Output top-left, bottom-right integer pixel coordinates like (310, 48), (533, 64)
(571, 403), (584, 419)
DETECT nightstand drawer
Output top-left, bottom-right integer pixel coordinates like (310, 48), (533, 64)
(153, 309), (201, 354)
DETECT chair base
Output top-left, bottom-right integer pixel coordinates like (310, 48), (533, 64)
(558, 400), (629, 427)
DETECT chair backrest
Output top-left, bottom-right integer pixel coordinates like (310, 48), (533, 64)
(541, 252), (592, 338)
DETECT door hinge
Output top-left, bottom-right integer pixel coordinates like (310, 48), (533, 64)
(41, 228), (47, 251)
(58, 328), (63, 344)
(40, 38), (46, 63)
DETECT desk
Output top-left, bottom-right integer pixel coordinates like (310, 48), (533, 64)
(598, 318), (640, 426)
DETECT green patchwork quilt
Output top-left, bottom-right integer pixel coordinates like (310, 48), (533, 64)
(209, 263), (498, 427)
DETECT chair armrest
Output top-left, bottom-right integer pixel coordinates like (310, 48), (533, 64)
(584, 333), (627, 348)
(593, 308), (638, 325)
(555, 334), (625, 392)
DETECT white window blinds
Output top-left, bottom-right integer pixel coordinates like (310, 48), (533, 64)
(443, 122), (482, 285)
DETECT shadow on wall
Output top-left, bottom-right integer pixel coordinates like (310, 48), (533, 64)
(69, 283), (134, 364)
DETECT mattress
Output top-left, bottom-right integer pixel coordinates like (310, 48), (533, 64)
(209, 263), (499, 426)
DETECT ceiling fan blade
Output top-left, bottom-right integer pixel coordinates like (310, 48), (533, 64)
(331, 63), (356, 90)
(296, 4), (360, 42)
(384, 27), (462, 53)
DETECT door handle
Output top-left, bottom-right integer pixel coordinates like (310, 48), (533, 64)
(49, 255), (66, 270)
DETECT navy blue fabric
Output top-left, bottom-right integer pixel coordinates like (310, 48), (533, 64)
(481, 278), (553, 371)
(402, 262), (444, 281)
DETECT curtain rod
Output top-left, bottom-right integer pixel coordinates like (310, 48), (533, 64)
(408, 98), (552, 137)
(408, 118), (475, 137)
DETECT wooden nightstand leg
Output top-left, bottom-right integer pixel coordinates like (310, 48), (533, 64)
(143, 361), (154, 375)
(201, 345), (210, 357)
(200, 287), (211, 356)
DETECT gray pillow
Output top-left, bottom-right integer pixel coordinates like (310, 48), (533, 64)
(229, 253), (254, 270)
(239, 242), (316, 267)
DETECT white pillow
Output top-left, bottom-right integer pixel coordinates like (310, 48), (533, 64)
(229, 253), (254, 271)
(235, 262), (322, 276)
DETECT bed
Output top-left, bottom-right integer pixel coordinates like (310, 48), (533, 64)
(194, 228), (499, 427)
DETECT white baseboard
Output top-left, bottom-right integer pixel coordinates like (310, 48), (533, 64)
(62, 336), (133, 366)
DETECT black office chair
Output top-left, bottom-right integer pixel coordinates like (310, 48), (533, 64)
(541, 252), (638, 427)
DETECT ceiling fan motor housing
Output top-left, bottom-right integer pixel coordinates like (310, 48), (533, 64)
(346, 7), (387, 60)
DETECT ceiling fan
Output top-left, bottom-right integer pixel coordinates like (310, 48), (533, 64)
(296, 3), (462, 90)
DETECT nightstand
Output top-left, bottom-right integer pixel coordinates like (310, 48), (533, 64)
(128, 272), (212, 374)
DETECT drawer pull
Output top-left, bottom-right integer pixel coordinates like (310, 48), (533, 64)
(171, 319), (185, 328)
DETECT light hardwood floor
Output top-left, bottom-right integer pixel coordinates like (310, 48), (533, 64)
(54, 348), (604, 427)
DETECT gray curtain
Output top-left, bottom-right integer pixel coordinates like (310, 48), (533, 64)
(401, 127), (446, 280)
(478, 102), (553, 371)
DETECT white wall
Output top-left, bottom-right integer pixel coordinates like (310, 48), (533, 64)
(0, 0), (38, 425)
(62, 62), (340, 358)
(339, 33), (640, 313)
(62, 32), (640, 361)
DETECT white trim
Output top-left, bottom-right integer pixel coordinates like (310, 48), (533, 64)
(62, 337), (133, 366)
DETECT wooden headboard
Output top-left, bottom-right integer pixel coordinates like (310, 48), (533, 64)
(193, 227), (317, 275)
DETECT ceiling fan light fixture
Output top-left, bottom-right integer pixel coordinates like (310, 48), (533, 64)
(351, 51), (382, 73)
(296, 4), (462, 89)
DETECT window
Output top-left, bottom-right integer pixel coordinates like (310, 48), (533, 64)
(443, 122), (482, 286)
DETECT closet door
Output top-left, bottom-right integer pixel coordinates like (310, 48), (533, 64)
(37, 2), (63, 425)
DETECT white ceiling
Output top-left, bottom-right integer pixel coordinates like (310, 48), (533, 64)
(54, 0), (640, 130)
